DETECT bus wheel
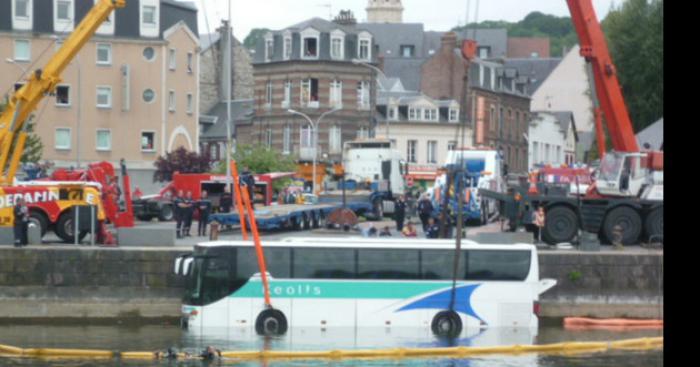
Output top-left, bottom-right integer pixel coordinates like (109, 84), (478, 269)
(542, 206), (579, 245)
(602, 206), (642, 245)
(431, 310), (462, 337)
(255, 309), (288, 336)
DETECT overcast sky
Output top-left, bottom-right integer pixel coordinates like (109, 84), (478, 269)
(191, 0), (620, 40)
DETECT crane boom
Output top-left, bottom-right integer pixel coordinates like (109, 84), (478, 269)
(0, 0), (126, 185)
(565, 0), (640, 153)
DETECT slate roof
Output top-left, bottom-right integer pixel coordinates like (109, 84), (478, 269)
(456, 28), (508, 59)
(504, 58), (562, 96)
(200, 100), (255, 141)
(361, 23), (426, 57)
(382, 58), (427, 91)
(636, 118), (663, 150)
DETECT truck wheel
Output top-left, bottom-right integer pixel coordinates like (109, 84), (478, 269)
(55, 212), (88, 244)
(542, 206), (579, 245)
(311, 212), (320, 229)
(158, 205), (174, 222)
(302, 213), (311, 230)
(29, 211), (48, 237)
(645, 207), (663, 241)
(602, 206), (642, 245)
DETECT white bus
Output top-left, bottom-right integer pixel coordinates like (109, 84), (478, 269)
(175, 239), (556, 337)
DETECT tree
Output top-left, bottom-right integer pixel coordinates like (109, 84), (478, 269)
(0, 101), (43, 164)
(153, 147), (212, 182)
(602, 0), (663, 131)
(214, 144), (297, 192)
(243, 28), (271, 50)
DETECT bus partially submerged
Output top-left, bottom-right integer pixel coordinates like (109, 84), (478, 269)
(174, 239), (556, 337)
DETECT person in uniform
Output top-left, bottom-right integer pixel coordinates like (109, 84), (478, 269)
(13, 197), (29, 247)
(174, 190), (185, 239)
(394, 195), (407, 232)
(183, 191), (194, 237)
(240, 167), (256, 209)
(426, 217), (440, 239)
(197, 190), (212, 237)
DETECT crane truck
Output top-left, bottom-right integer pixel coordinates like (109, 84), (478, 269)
(0, 0), (128, 244)
(479, 0), (663, 245)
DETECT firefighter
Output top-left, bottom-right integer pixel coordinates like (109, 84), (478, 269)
(426, 217), (440, 239)
(197, 190), (212, 237)
(174, 190), (185, 239)
(183, 191), (194, 237)
(394, 195), (407, 232)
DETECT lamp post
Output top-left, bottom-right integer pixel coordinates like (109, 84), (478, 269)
(288, 108), (341, 195)
(5, 58), (28, 74)
(351, 59), (383, 139)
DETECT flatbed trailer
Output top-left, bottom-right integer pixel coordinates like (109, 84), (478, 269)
(480, 187), (662, 246)
(208, 202), (372, 231)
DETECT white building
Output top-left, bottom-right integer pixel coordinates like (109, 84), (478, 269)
(528, 111), (578, 169)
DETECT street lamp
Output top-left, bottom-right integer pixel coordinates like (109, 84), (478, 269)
(288, 108), (341, 195)
(352, 59), (384, 140)
(5, 58), (28, 75)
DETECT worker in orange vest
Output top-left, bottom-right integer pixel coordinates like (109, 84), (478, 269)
(532, 206), (545, 244)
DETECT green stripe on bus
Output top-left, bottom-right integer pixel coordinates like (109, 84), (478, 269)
(231, 280), (457, 299)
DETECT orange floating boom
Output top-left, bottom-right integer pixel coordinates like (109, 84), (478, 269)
(230, 161), (248, 241)
(240, 185), (272, 308)
(564, 317), (663, 329)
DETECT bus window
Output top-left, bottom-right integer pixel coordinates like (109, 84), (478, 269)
(183, 258), (204, 305)
(357, 249), (420, 280)
(420, 250), (465, 280)
(201, 257), (235, 305)
(237, 247), (291, 279)
(292, 248), (355, 279)
(465, 250), (531, 281)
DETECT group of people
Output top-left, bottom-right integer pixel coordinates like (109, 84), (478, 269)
(174, 190), (212, 238)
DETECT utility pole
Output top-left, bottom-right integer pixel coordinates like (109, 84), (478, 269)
(225, 0), (233, 187)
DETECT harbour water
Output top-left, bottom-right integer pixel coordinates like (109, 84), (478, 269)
(0, 322), (663, 366)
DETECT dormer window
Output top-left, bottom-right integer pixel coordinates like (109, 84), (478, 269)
(283, 31), (292, 60)
(330, 30), (345, 60)
(301, 28), (320, 60)
(358, 32), (372, 61)
(265, 33), (274, 62)
(304, 38), (317, 58)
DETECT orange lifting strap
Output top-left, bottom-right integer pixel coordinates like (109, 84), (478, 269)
(230, 161), (248, 241)
(240, 185), (272, 308)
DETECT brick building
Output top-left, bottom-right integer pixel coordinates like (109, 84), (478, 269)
(238, 17), (377, 162)
(507, 37), (551, 58)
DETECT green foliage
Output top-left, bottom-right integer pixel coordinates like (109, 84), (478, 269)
(215, 144), (297, 192)
(153, 147), (212, 182)
(243, 28), (271, 50)
(0, 101), (42, 164)
(568, 270), (582, 283)
(453, 11), (578, 57)
(602, 0), (663, 131)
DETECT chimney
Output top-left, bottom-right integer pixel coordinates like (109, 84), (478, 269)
(441, 32), (458, 53)
(378, 54), (385, 73)
(461, 39), (478, 60)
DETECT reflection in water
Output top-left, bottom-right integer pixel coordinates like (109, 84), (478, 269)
(0, 324), (662, 367)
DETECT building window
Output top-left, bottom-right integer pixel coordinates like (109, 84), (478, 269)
(489, 106), (496, 131)
(358, 38), (371, 60)
(357, 127), (369, 139)
(96, 43), (111, 65)
(283, 36), (292, 60)
(301, 79), (319, 107)
(423, 109), (438, 122)
(357, 81), (369, 110)
(142, 5), (156, 26)
(448, 141), (457, 151)
(186, 93), (193, 114)
(388, 106), (398, 121)
(56, 0), (71, 21)
(283, 125), (291, 154)
(14, 39), (30, 61)
(331, 37), (343, 59)
(187, 52), (193, 73)
(209, 144), (218, 160)
(96, 86), (112, 108)
(265, 37), (274, 62)
(55, 128), (71, 150)
(449, 108), (459, 122)
(265, 129), (273, 148)
(400, 45), (415, 58)
(96, 129), (111, 151)
(407, 140), (417, 163)
(141, 131), (155, 151)
(427, 141), (437, 164)
(168, 49), (176, 70)
(478, 46), (490, 59)
(300, 125), (313, 149)
(265, 81), (273, 108)
(330, 80), (343, 108)
(143, 47), (155, 61)
(55, 85), (70, 106)
(14, 0), (29, 18)
(282, 80), (291, 108)
(329, 126), (342, 154)
(143, 89), (155, 103)
(408, 107), (417, 120)
(531, 52), (539, 58)
(168, 91), (175, 111)
(303, 37), (318, 58)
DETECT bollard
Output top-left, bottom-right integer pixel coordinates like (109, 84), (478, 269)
(210, 222), (219, 241)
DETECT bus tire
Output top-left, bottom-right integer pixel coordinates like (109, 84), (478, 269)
(255, 309), (288, 336)
(542, 206), (579, 245)
(158, 205), (174, 222)
(644, 207), (663, 241)
(602, 206), (642, 245)
(431, 310), (462, 337)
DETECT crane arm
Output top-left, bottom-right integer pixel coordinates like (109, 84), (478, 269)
(566, 0), (639, 153)
(0, 0), (126, 185)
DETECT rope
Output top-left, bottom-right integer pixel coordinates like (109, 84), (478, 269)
(0, 337), (663, 361)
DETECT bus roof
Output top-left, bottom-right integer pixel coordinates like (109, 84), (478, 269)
(195, 239), (536, 252)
